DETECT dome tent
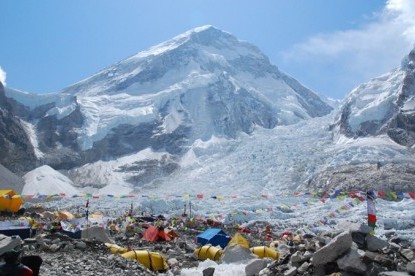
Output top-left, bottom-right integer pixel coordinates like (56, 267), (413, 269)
(0, 190), (24, 213)
(196, 228), (230, 248)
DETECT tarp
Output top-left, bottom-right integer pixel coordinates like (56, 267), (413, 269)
(196, 228), (230, 248)
(0, 190), (24, 213)
(228, 232), (249, 248)
(143, 226), (172, 242)
(121, 250), (168, 272)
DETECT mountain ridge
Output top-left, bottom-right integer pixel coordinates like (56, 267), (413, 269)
(1, 27), (414, 195)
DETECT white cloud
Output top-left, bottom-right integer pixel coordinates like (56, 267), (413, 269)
(0, 66), (6, 86)
(281, 0), (415, 97)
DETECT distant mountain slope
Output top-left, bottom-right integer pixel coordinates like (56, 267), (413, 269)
(334, 46), (415, 147)
(0, 82), (37, 172)
(0, 163), (25, 193)
(308, 46), (415, 191)
(58, 25), (332, 150)
(2, 26), (332, 192)
(6, 26), (414, 195)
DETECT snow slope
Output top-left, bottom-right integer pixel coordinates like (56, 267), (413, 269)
(22, 165), (79, 196)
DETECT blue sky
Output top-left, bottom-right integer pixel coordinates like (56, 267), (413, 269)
(1, 0), (414, 99)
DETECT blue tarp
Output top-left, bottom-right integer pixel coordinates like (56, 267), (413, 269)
(196, 228), (230, 248)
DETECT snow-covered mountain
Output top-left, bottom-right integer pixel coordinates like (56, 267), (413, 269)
(310, 45), (415, 192)
(334, 46), (415, 147)
(59, 25), (332, 151)
(0, 26), (333, 193)
(1, 26), (414, 195)
(0, 82), (37, 172)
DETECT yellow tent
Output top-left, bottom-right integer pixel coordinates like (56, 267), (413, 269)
(105, 243), (129, 254)
(250, 246), (280, 260)
(0, 190), (24, 213)
(228, 232), (250, 248)
(121, 250), (168, 272)
(194, 245), (223, 261)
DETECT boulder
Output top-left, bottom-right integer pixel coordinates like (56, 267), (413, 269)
(0, 234), (22, 256)
(245, 259), (269, 276)
(81, 226), (112, 243)
(284, 267), (297, 276)
(297, 261), (310, 274)
(202, 267), (215, 276)
(221, 244), (257, 264)
(337, 249), (366, 273)
(312, 231), (353, 265)
(400, 248), (415, 262)
(336, 222), (372, 234)
(407, 262), (415, 275)
(366, 235), (389, 252)
(363, 251), (394, 267)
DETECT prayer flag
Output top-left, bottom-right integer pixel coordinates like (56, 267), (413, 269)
(367, 190), (376, 234)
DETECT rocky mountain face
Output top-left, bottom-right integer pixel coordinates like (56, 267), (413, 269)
(0, 163), (25, 193)
(387, 47), (415, 146)
(334, 47), (415, 147)
(0, 82), (37, 172)
(309, 46), (415, 192)
(0, 26), (333, 190)
(1, 27), (414, 193)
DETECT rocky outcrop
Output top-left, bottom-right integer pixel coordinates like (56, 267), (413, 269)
(260, 223), (415, 275)
(0, 82), (37, 172)
(335, 46), (415, 147)
(308, 162), (415, 192)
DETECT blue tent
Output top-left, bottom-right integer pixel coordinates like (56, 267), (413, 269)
(196, 228), (230, 248)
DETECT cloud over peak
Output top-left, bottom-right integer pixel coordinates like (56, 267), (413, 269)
(281, 0), (415, 98)
(0, 66), (6, 86)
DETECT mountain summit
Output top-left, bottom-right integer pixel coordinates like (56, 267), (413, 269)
(58, 25), (332, 151)
(3, 26), (333, 193)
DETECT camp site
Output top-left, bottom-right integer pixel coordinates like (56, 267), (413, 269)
(3, 2), (415, 275)
(0, 189), (413, 275)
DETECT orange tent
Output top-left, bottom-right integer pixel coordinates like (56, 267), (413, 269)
(143, 226), (172, 242)
(165, 228), (179, 239)
(0, 190), (24, 213)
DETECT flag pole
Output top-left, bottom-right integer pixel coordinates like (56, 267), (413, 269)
(85, 198), (90, 239)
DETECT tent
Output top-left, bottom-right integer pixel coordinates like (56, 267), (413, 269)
(250, 246), (280, 260)
(196, 228), (230, 248)
(165, 228), (179, 239)
(143, 226), (172, 242)
(0, 190), (24, 213)
(228, 232), (250, 248)
(121, 250), (168, 272)
(194, 245), (223, 261)
(105, 243), (129, 254)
